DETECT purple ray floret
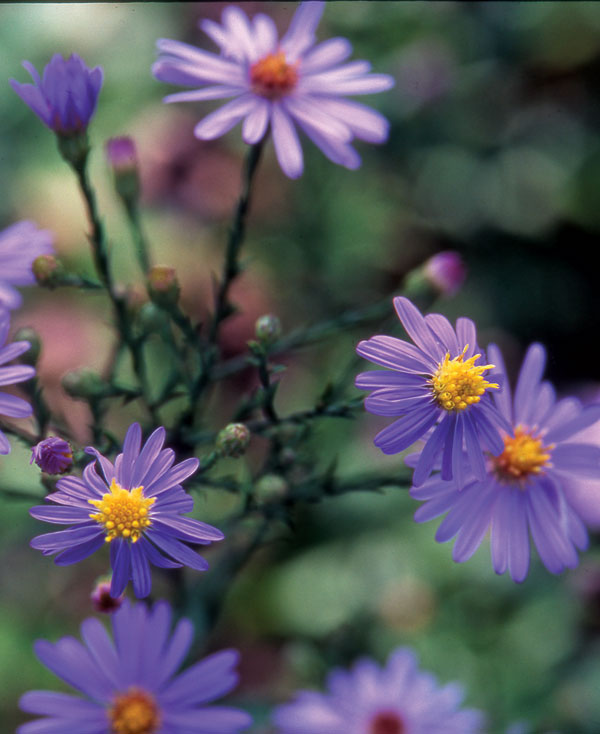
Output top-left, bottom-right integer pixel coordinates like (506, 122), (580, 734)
(152, 1), (394, 178)
(29, 422), (224, 598)
(11, 53), (103, 134)
(273, 646), (484, 734)
(0, 220), (54, 310)
(18, 598), (252, 734)
(409, 343), (600, 582)
(356, 297), (511, 486)
(0, 310), (35, 455)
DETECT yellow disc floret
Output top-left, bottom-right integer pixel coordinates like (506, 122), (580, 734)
(493, 426), (553, 482)
(108, 688), (161, 734)
(89, 479), (155, 543)
(250, 51), (299, 98)
(430, 345), (499, 412)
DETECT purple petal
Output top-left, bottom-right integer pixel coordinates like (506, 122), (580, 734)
(413, 417), (452, 487)
(514, 343), (546, 425)
(160, 649), (239, 706)
(137, 536), (182, 569)
(281, 0), (325, 62)
(552, 443), (600, 478)
(28, 505), (91, 524)
(19, 691), (103, 718)
(162, 707), (252, 731)
(356, 335), (437, 373)
(546, 404), (600, 444)
(118, 422), (141, 488)
(131, 426), (166, 486)
(130, 541), (152, 598)
(463, 412), (486, 481)
(194, 95), (258, 140)
(301, 37), (353, 74)
(151, 515), (224, 543)
(452, 485), (496, 561)
(373, 408), (439, 454)
(242, 98), (270, 144)
(79, 617), (120, 689)
(508, 489), (530, 583)
(30, 524), (103, 552)
(145, 530), (210, 571)
(0, 364), (35, 386)
(490, 488), (512, 575)
(110, 540), (131, 597)
(163, 86), (244, 104)
(393, 297), (444, 359)
(486, 343), (512, 423)
(455, 317), (477, 357)
(271, 103), (304, 179)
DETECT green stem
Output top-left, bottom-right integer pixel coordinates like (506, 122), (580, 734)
(124, 199), (151, 274)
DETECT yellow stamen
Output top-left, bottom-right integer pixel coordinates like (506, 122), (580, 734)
(89, 479), (155, 543)
(430, 345), (499, 412)
(493, 426), (553, 483)
(108, 688), (160, 734)
(250, 51), (298, 98)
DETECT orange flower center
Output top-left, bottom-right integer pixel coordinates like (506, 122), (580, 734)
(370, 711), (405, 734)
(493, 426), (553, 483)
(250, 51), (298, 98)
(108, 688), (161, 734)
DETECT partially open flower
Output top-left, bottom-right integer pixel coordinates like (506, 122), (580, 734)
(31, 436), (73, 474)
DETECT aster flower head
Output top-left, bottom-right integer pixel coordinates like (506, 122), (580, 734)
(10, 53), (103, 135)
(18, 598), (252, 734)
(152, 1), (394, 178)
(273, 646), (485, 734)
(29, 422), (224, 598)
(423, 251), (466, 298)
(0, 311), (35, 455)
(0, 220), (55, 310)
(410, 343), (600, 582)
(31, 436), (73, 474)
(356, 297), (511, 487)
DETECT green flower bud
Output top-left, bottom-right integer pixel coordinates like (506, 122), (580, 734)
(147, 266), (180, 308)
(32, 254), (63, 287)
(216, 423), (251, 458)
(13, 327), (42, 365)
(255, 314), (282, 344)
(62, 368), (107, 399)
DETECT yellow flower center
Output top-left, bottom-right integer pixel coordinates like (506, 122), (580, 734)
(109, 688), (160, 734)
(250, 51), (298, 98)
(430, 346), (499, 412)
(493, 426), (553, 482)
(89, 478), (155, 543)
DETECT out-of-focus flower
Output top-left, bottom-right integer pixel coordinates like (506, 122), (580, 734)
(10, 54), (103, 136)
(273, 646), (485, 733)
(0, 221), (54, 310)
(423, 251), (466, 297)
(410, 344), (600, 582)
(153, 2), (394, 178)
(18, 599), (252, 734)
(106, 136), (140, 201)
(356, 297), (511, 486)
(29, 422), (224, 598)
(255, 313), (282, 343)
(90, 579), (124, 614)
(0, 311), (35, 455)
(147, 265), (180, 306)
(31, 436), (73, 474)
(216, 422), (251, 457)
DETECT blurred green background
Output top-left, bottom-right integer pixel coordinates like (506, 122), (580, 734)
(2, 2), (600, 732)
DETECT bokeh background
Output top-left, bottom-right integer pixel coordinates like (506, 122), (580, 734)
(2, 2), (600, 732)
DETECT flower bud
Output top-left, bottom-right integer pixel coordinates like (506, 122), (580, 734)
(91, 579), (124, 613)
(216, 423), (251, 458)
(30, 436), (73, 474)
(106, 136), (140, 200)
(62, 368), (107, 399)
(147, 266), (180, 308)
(255, 314), (282, 344)
(254, 473), (288, 503)
(423, 251), (466, 297)
(14, 327), (42, 365)
(32, 254), (63, 287)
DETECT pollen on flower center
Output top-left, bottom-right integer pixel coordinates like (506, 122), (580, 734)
(370, 710), (405, 734)
(109, 688), (161, 734)
(89, 478), (155, 543)
(430, 346), (499, 412)
(250, 51), (298, 98)
(493, 426), (553, 482)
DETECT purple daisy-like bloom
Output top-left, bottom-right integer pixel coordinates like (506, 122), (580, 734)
(18, 598), (252, 734)
(29, 422), (224, 598)
(0, 220), (55, 310)
(10, 53), (103, 135)
(356, 297), (511, 487)
(410, 343), (600, 582)
(273, 646), (484, 734)
(31, 436), (74, 474)
(152, 1), (394, 178)
(0, 310), (35, 455)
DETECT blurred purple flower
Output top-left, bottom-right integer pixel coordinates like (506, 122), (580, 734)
(356, 297), (511, 486)
(0, 311), (35, 455)
(0, 221), (55, 310)
(31, 436), (73, 474)
(423, 251), (466, 297)
(410, 343), (600, 582)
(29, 422), (224, 598)
(273, 646), (484, 734)
(18, 599), (252, 734)
(90, 579), (124, 614)
(10, 53), (103, 135)
(152, 1), (394, 178)
(105, 136), (138, 173)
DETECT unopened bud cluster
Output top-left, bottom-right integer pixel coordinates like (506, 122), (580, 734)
(216, 423), (251, 458)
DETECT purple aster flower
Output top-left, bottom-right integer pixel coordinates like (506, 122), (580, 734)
(31, 436), (74, 474)
(423, 251), (466, 298)
(18, 598), (252, 734)
(273, 646), (485, 734)
(0, 220), (55, 310)
(356, 297), (511, 487)
(29, 422), (224, 598)
(10, 53), (103, 135)
(152, 1), (394, 178)
(409, 343), (600, 582)
(0, 310), (35, 455)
